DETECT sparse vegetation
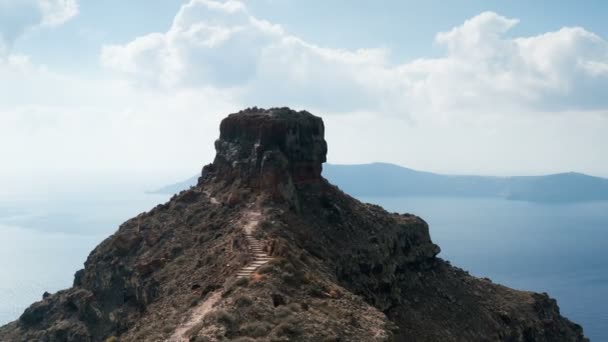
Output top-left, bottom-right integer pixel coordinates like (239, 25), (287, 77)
(257, 263), (274, 274)
(162, 325), (174, 334)
(223, 277), (249, 298)
(274, 305), (292, 318)
(231, 337), (257, 342)
(234, 277), (249, 287)
(240, 321), (272, 338)
(210, 310), (236, 328)
(190, 296), (200, 307)
(274, 320), (302, 338)
(0, 108), (588, 342)
(235, 295), (253, 307)
(185, 320), (206, 339)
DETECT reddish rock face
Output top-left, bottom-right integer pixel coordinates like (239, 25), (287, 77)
(0, 107), (588, 342)
(202, 107), (328, 201)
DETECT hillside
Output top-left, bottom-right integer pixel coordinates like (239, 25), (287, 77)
(155, 163), (608, 203)
(325, 164), (608, 202)
(0, 108), (587, 341)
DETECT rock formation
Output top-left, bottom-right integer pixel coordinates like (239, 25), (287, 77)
(0, 107), (587, 341)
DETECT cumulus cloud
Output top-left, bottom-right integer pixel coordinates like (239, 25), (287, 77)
(38, 0), (79, 27)
(0, 57), (240, 194)
(101, 0), (394, 112)
(0, 0), (78, 55)
(3, 1), (608, 194)
(101, 2), (608, 116)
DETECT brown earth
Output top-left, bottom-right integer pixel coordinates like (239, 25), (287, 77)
(0, 107), (587, 341)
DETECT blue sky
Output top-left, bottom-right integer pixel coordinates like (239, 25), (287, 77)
(14, 1), (608, 70)
(1, 0), (608, 195)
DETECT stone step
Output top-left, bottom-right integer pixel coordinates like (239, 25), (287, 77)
(239, 215), (275, 278)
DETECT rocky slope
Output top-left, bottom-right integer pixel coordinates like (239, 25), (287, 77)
(0, 107), (587, 341)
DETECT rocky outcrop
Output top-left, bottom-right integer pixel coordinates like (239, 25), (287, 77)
(200, 107), (327, 207)
(0, 107), (587, 341)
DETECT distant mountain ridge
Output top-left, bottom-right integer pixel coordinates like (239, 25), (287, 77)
(151, 175), (199, 195)
(154, 162), (608, 202)
(5, 108), (585, 341)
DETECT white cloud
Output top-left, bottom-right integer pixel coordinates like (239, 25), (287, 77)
(2, 1), (608, 195)
(0, 58), (240, 195)
(0, 0), (78, 55)
(38, 0), (79, 27)
(101, 3), (608, 116)
(101, 0), (393, 112)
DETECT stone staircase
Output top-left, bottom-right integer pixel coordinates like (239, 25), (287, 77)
(236, 219), (273, 278)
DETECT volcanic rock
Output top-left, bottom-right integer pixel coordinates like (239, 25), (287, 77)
(0, 107), (587, 341)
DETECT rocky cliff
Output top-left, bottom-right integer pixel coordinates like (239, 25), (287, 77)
(0, 107), (587, 341)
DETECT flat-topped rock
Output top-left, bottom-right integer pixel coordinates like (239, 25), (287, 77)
(199, 107), (328, 203)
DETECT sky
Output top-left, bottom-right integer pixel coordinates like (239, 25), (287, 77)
(1, 0), (608, 196)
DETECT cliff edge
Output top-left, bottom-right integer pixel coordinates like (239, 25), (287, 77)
(0, 107), (587, 341)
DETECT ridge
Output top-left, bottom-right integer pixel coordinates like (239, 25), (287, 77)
(0, 107), (587, 342)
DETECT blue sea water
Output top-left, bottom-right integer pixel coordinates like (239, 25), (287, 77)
(0, 191), (170, 327)
(0, 194), (606, 340)
(361, 196), (608, 342)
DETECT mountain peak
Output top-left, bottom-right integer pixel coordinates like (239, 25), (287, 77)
(0, 108), (587, 342)
(200, 107), (327, 204)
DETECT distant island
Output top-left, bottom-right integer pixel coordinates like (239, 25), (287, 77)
(4, 108), (586, 341)
(154, 162), (608, 203)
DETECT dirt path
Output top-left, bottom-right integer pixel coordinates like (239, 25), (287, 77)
(168, 207), (272, 341)
(236, 209), (274, 279)
(167, 290), (222, 342)
(202, 190), (220, 205)
(242, 210), (261, 234)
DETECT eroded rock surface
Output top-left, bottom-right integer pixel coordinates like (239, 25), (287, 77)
(0, 107), (587, 341)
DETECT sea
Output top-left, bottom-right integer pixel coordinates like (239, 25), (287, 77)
(0, 193), (606, 341)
